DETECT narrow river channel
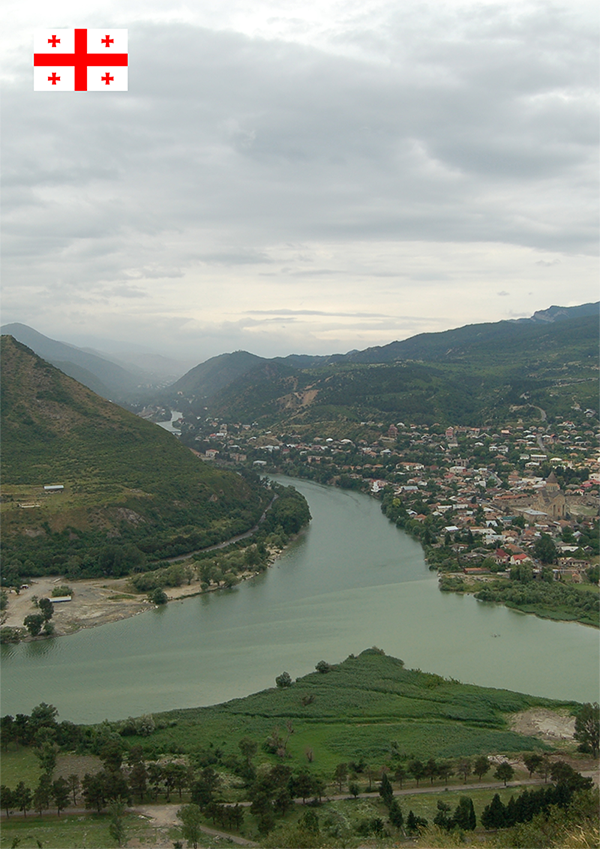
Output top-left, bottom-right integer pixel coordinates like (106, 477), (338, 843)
(1, 477), (598, 723)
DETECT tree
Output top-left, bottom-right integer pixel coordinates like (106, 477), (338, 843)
(238, 737), (258, 766)
(481, 793), (506, 829)
(14, 781), (32, 816)
(333, 763), (348, 792)
(393, 763), (407, 788)
(30, 703), (58, 731)
(452, 796), (476, 830)
(170, 763), (189, 800)
(315, 660), (331, 673)
(424, 757), (438, 785)
(23, 614), (45, 637)
(473, 755), (490, 781)
(379, 772), (394, 808)
(52, 777), (70, 815)
(574, 703), (599, 757)
(190, 766), (219, 809)
(275, 671), (293, 688)
(38, 598), (53, 620)
(433, 800), (452, 830)
(457, 757), (472, 783)
(348, 782), (360, 798)
(100, 739), (124, 774)
(67, 774), (80, 806)
(408, 759), (425, 786)
(437, 761), (454, 786)
(33, 775), (52, 816)
(34, 742), (58, 775)
(150, 587), (168, 605)
(534, 533), (557, 564)
(129, 761), (148, 803)
(523, 753), (543, 778)
(301, 809), (319, 833)
(495, 762), (514, 786)
(292, 770), (314, 803)
(406, 810), (428, 834)
(1, 785), (15, 817)
(177, 803), (203, 849)
(108, 801), (127, 846)
(388, 798), (404, 829)
(83, 772), (108, 812)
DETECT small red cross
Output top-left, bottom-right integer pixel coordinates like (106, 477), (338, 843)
(48, 72), (61, 84)
(48, 35), (60, 47)
(101, 34), (114, 47)
(101, 72), (114, 85)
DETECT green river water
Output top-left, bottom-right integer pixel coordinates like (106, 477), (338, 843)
(1, 477), (598, 722)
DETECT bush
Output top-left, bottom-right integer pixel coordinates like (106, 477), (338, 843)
(0, 626), (21, 643)
(150, 588), (168, 605)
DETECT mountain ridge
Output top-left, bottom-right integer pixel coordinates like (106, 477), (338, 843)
(0, 336), (268, 578)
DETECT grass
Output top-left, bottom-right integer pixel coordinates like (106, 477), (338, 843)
(0, 813), (165, 849)
(125, 650), (570, 772)
(0, 748), (41, 790)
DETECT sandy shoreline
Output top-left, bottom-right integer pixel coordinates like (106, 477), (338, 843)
(1, 549), (287, 640)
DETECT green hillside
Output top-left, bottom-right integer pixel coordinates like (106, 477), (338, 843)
(0, 336), (269, 580)
(166, 350), (266, 400)
(121, 649), (571, 767)
(199, 312), (598, 427)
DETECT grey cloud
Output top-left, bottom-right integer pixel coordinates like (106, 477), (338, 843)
(1, 4), (597, 352)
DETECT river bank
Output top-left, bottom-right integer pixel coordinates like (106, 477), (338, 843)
(1, 538), (297, 640)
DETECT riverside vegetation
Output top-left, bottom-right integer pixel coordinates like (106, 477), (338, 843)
(1, 651), (598, 848)
(0, 336), (271, 582)
(0, 336), (311, 642)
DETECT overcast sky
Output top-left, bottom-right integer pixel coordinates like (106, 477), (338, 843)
(2, 0), (598, 362)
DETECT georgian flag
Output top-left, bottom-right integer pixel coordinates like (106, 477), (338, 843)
(34, 29), (128, 91)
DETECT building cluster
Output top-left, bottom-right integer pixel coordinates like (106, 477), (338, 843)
(171, 413), (599, 580)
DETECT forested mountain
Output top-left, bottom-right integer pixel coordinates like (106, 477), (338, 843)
(0, 337), (269, 580)
(181, 311), (599, 427)
(166, 350), (266, 400)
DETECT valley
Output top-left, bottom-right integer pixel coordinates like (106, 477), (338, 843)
(1, 306), (598, 848)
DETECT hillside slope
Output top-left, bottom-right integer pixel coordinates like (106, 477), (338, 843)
(202, 313), (598, 427)
(167, 350), (266, 400)
(0, 336), (269, 579)
(0, 323), (147, 400)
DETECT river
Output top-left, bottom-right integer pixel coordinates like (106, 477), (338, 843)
(1, 478), (598, 723)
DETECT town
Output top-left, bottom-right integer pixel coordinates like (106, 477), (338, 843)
(161, 407), (599, 625)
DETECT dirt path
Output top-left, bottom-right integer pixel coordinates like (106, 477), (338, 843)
(135, 804), (257, 846)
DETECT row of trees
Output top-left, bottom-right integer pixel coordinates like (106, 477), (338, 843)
(481, 763), (593, 829)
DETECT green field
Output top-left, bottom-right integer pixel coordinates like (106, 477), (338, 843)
(0, 812), (177, 849)
(122, 650), (569, 773)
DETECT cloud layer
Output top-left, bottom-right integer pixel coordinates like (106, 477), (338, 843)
(2, 1), (598, 360)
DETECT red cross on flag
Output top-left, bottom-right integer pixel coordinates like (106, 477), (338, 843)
(34, 29), (128, 91)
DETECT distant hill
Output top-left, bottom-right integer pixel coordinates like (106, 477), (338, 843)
(529, 302), (599, 323)
(0, 336), (268, 578)
(202, 311), (599, 427)
(0, 323), (150, 400)
(167, 350), (266, 400)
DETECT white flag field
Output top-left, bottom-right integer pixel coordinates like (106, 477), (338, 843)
(33, 29), (128, 91)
